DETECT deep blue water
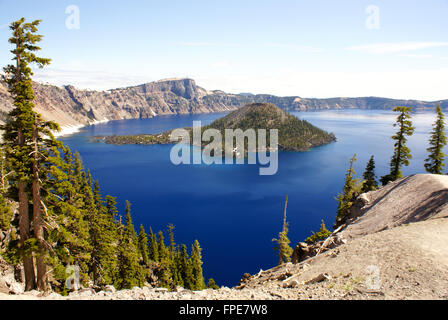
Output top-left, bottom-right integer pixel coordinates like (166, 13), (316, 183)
(60, 109), (442, 287)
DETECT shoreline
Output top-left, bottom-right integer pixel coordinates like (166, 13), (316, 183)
(54, 118), (110, 138)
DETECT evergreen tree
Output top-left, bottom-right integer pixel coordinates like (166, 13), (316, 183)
(173, 244), (184, 288)
(166, 224), (182, 286)
(116, 201), (144, 289)
(105, 195), (119, 227)
(381, 107), (414, 185)
(148, 227), (159, 262)
(335, 154), (358, 227)
(85, 179), (118, 286)
(305, 220), (332, 244)
(425, 105), (447, 174)
(1, 18), (58, 291)
(206, 278), (219, 290)
(0, 147), (11, 194)
(157, 230), (168, 261)
(0, 193), (12, 231)
(155, 230), (173, 288)
(45, 146), (92, 287)
(190, 240), (205, 290)
(0, 147), (12, 232)
(273, 195), (293, 265)
(138, 224), (150, 267)
(178, 244), (194, 290)
(167, 224), (176, 258)
(361, 155), (378, 193)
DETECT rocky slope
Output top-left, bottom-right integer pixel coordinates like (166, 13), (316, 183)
(1, 174), (447, 300)
(1, 78), (446, 135)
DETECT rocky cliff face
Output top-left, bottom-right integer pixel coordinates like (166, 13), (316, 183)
(1, 78), (446, 133)
(0, 78), (238, 131)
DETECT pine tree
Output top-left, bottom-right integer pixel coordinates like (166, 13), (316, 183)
(167, 224), (176, 258)
(305, 220), (332, 244)
(138, 224), (150, 267)
(0, 147), (11, 195)
(1, 18), (57, 291)
(0, 193), (12, 231)
(425, 105), (447, 174)
(361, 155), (378, 193)
(105, 195), (119, 227)
(335, 154), (358, 227)
(206, 278), (219, 290)
(157, 230), (168, 261)
(0, 147), (12, 232)
(166, 224), (181, 286)
(155, 230), (173, 288)
(85, 179), (118, 286)
(173, 244), (184, 288)
(381, 107), (414, 185)
(178, 244), (194, 290)
(190, 240), (205, 290)
(273, 195), (293, 265)
(148, 227), (159, 262)
(45, 146), (92, 288)
(116, 201), (144, 289)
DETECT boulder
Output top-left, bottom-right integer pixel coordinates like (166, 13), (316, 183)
(104, 285), (116, 293)
(305, 273), (331, 285)
(8, 282), (24, 295)
(0, 278), (9, 294)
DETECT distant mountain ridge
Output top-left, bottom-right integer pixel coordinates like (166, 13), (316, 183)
(0, 78), (446, 131)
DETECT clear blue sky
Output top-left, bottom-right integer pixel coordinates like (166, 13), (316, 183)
(1, 0), (448, 100)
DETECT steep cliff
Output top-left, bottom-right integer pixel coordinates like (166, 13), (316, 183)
(1, 78), (446, 135)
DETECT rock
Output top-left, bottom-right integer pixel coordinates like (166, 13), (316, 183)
(77, 288), (95, 296)
(305, 273), (331, 285)
(23, 290), (41, 297)
(8, 282), (24, 295)
(282, 279), (302, 288)
(105, 285), (116, 293)
(174, 286), (185, 292)
(154, 287), (169, 293)
(46, 292), (63, 300)
(242, 273), (251, 280)
(0, 278), (9, 294)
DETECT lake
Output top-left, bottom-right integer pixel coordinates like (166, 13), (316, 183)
(60, 109), (442, 287)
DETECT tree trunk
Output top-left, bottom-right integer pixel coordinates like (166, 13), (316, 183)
(18, 181), (36, 291)
(17, 127), (36, 291)
(32, 121), (47, 292)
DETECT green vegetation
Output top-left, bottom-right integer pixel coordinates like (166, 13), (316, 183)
(305, 220), (332, 244)
(0, 18), (211, 293)
(206, 278), (219, 289)
(273, 195), (293, 265)
(380, 107), (415, 185)
(203, 103), (336, 152)
(424, 105), (447, 174)
(361, 155), (378, 193)
(335, 154), (361, 228)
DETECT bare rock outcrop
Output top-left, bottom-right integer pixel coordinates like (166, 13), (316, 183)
(1, 79), (445, 136)
(341, 174), (448, 239)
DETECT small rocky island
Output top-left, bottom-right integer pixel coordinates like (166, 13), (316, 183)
(91, 103), (336, 152)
